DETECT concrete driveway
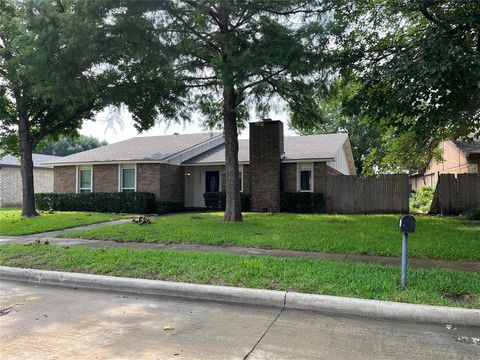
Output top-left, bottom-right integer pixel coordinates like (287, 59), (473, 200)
(0, 280), (478, 360)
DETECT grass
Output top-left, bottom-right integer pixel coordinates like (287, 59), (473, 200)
(0, 209), (126, 236)
(60, 212), (480, 261)
(0, 243), (478, 308)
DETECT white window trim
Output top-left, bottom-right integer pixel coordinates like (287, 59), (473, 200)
(118, 164), (137, 192)
(297, 162), (314, 192)
(219, 170), (222, 192)
(77, 165), (93, 193)
(239, 164), (244, 193)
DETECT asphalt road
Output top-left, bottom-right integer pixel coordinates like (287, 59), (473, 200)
(0, 280), (478, 360)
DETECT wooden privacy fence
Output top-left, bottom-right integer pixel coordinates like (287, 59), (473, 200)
(322, 174), (409, 214)
(429, 174), (480, 215)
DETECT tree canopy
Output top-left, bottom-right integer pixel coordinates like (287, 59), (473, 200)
(36, 135), (107, 156)
(0, 0), (118, 215)
(107, 0), (344, 220)
(330, 0), (480, 172)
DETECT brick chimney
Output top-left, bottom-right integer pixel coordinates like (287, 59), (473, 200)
(249, 120), (284, 212)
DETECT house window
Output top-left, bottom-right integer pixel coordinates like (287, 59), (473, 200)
(120, 165), (136, 192)
(239, 165), (243, 192)
(297, 163), (313, 192)
(78, 166), (92, 193)
(300, 170), (312, 191)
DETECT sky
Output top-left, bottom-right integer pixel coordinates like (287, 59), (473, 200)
(79, 108), (299, 144)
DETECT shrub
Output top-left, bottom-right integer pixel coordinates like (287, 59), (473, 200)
(35, 192), (155, 214)
(155, 200), (185, 214)
(462, 209), (480, 221)
(280, 192), (326, 213)
(409, 186), (435, 214)
(203, 192), (251, 211)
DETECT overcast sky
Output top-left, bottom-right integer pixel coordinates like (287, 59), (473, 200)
(79, 109), (299, 144)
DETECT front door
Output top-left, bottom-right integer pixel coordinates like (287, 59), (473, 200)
(205, 171), (220, 193)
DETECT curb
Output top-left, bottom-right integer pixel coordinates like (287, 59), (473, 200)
(1, 266), (479, 326)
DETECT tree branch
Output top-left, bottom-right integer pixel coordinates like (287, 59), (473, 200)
(183, 0), (221, 28)
(240, 68), (287, 92)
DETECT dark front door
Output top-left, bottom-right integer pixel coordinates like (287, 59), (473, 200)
(205, 171), (220, 193)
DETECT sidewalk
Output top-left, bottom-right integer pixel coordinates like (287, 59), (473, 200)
(1, 221), (479, 272)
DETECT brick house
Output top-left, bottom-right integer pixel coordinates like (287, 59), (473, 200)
(0, 153), (60, 207)
(46, 120), (356, 211)
(411, 140), (480, 190)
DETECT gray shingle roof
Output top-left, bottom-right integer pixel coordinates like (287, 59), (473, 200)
(184, 133), (348, 164)
(0, 154), (61, 168)
(454, 139), (480, 154)
(46, 132), (223, 165)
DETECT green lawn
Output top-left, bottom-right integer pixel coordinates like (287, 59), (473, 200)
(61, 213), (480, 261)
(0, 209), (126, 236)
(0, 244), (478, 308)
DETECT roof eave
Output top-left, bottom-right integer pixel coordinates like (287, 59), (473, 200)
(47, 159), (168, 166)
(184, 157), (336, 166)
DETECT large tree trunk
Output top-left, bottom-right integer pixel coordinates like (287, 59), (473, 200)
(18, 116), (38, 217)
(223, 86), (243, 222)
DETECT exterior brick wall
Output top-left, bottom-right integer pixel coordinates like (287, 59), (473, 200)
(327, 165), (343, 176)
(93, 164), (118, 192)
(281, 163), (297, 192)
(412, 142), (480, 190)
(280, 162), (329, 194)
(137, 163), (162, 198)
(0, 168), (22, 207)
(0, 167), (54, 207)
(137, 163), (184, 202)
(54, 166), (76, 193)
(314, 162), (327, 193)
(250, 121), (284, 212)
(159, 164), (184, 202)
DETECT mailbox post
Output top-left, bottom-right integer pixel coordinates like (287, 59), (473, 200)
(399, 214), (416, 290)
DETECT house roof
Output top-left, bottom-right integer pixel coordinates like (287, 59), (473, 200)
(0, 153), (61, 169)
(184, 133), (349, 164)
(454, 139), (480, 154)
(46, 132), (223, 165)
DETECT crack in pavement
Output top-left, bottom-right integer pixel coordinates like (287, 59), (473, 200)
(243, 292), (288, 359)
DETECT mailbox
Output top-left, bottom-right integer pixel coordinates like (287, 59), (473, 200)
(399, 214), (416, 233)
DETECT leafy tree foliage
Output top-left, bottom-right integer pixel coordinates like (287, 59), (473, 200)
(291, 79), (381, 174)
(36, 135), (107, 157)
(107, 0), (344, 221)
(335, 0), (480, 173)
(0, 1), (179, 216)
(0, 0), (119, 216)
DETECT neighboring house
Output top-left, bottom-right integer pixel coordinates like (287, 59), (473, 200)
(411, 140), (480, 190)
(0, 153), (61, 207)
(46, 120), (356, 211)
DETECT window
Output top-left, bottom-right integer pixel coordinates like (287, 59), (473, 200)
(297, 163), (313, 192)
(205, 171), (220, 192)
(78, 166), (92, 193)
(120, 165), (136, 192)
(300, 170), (312, 191)
(239, 165), (243, 192)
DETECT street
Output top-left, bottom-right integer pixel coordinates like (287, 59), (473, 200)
(0, 280), (478, 360)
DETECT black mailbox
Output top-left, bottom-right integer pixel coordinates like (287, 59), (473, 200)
(399, 214), (416, 233)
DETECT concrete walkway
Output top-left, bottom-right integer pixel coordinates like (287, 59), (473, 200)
(1, 218), (479, 273)
(1, 236), (479, 273)
(1, 280), (479, 359)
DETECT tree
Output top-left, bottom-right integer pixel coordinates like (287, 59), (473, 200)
(0, 0), (118, 216)
(36, 135), (107, 156)
(335, 0), (480, 172)
(290, 79), (382, 174)
(111, 0), (341, 221)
